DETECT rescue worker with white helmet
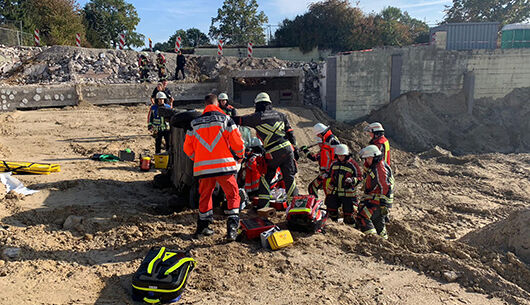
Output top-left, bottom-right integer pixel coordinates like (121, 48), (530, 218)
(324, 144), (362, 224)
(147, 91), (171, 153)
(364, 122), (390, 165)
(233, 92), (299, 208)
(218, 93), (237, 116)
(301, 123), (340, 198)
(356, 145), (394, 239)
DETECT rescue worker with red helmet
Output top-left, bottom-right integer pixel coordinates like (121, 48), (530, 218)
(184, 94), (245, 241)
(301, 123), (340, 198)
(233, 92), (299, 208)
(356, 145), (394, 239)
(364, 122), (390, 165)
(325, 144), (362, 224)
(218, 93), (237, 116)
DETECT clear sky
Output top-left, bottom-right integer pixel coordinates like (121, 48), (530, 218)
(76, 0), (451, 46)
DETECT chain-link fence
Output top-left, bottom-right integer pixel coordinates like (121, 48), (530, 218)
(0, 25), (33, 46)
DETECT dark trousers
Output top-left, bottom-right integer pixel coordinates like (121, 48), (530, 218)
(325, 194), (357, 223)
(140, 68), (149, 82)
(257, 148), (298, 208)
(175, 66), (185, 79)
(155, 130), (170, 153)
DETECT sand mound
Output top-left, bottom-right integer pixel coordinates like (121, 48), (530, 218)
(462, 209), (530, 264)
(368, 88), (530, 154)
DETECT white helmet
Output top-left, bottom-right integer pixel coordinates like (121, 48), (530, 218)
(315, 137), (322, 144)
(254, 92), (272, 104)
(250, 137), (263, 148)
(156, 91), (167, 99)
(155, 50), (161, 54)
(218, 93), (229, 100)
(334, 144), (349, 156)
(359, 145), (382, 159)
(313, 123), (329, 135)
(141, 52), (148, 57)
(364, 122), (384, 133)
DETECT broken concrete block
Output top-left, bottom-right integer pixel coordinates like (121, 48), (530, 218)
(63, 215), (83, 230)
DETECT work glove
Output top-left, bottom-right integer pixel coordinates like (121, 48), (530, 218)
(293, 147), (300, 161)
(380, 205), (389, 217)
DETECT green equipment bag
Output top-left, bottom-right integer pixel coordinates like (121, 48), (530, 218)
(132, 247), (196, 304)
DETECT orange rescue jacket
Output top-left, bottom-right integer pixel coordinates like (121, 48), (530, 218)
(184, 104), (245, 178)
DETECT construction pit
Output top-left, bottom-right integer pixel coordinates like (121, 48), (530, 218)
(0, 46), (529, 305)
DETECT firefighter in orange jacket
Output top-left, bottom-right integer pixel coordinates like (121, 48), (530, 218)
(325, 144), (362, 224)
(356, 145), (394, 239)
(301, 123), (340, 198)
(184, 93), (245, 241)
(364, 122), (390, 165)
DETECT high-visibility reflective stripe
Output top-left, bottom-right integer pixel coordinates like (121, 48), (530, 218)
(289, 208), (311, 213)
(286, 177), (297, 199)
(189, 129), (224, 153)
(225, 208), (239, 215)
(163, 257), (196, 275)
(194, 165), (238, 176)
(363, 228), (377, 235)
(267, 141), (291, 154)
(147, 247), (166, 274)
(194, 158), (235, 167)
(363, 207), (372, 218)
(199, 210), (213, 220)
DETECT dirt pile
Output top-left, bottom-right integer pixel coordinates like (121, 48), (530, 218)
(0, 105), (529, 304)
(0, 46), (325, 106)
(368, 88), (530, 154)
(462, 209), (530, 264)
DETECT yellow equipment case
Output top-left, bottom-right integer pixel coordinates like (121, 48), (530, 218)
(267, 230), (293, 250)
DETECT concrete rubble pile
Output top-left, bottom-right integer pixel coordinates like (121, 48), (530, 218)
(0, 45), (325, 106)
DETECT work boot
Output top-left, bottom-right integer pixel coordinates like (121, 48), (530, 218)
(226, 215), (240, 242)
(194, 219), (214, 238)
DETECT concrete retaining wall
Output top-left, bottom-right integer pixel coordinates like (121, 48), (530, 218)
(327, 47), (530, 122)
(0, 82), (218, 111)
(195, 47), (332, 62)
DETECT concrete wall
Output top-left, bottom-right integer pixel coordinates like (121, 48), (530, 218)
(0, 82), (218, 111)
(195, 47), (332, 62)
(328, 46), (530, 122)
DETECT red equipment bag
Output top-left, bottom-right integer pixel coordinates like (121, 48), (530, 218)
(286, 195), (327, 232)
(270, 200), (288, 211)
(239, 217), (276, 240)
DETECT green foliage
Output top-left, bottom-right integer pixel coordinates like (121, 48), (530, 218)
(153, 28), (210, 52)
(24, 0), (85, 46)
(273, 0), (429, 52)
(444, 0), (530, 25)
(83, 0), (144, 48)
(209, 0), (268, 45)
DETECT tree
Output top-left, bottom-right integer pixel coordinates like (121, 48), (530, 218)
(273, 1), (429, 52)
(83, 0), (144, 49)
(444, 0), (530, 25)
(24, 0), (86, 46)
(152, 28), (210, 52)
(209, 0), (268, 45)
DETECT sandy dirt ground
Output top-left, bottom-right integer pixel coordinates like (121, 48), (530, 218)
(0, 104), (529, 305)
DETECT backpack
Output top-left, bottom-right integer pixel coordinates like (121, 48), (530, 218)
(286, 195), (327, 232)
(132, 247), (196, 304)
